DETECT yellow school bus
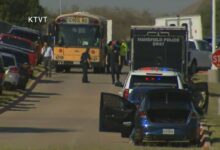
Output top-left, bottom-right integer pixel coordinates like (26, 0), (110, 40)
(50, 12), (111, 73)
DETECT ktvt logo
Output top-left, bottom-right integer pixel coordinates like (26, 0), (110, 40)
(28, 16), (47, 23)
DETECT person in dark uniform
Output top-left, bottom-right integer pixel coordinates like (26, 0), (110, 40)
(106, 41), (121, 85)
(105, 41), (112, 73)
(81, 48), (92, 83)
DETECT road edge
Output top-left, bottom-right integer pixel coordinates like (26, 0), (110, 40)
(0, 71), (45, 114)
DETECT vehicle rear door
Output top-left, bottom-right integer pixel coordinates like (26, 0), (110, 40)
(191, 82), (209, 114)
(99, 92), (136, 132)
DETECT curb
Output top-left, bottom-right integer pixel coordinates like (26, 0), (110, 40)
(0, 71), (45, 115)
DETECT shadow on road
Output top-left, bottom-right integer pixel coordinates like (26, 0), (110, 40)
(7, 92), (61, 112)
(29, 92), (61, 96)
(209, 93), (220, 97)
(39, 79), (63, 84)
(0, 127), (76, 133)
(212, 137), (220, 144)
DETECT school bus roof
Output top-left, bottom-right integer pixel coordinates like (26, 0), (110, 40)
(55, 12), (107, 22)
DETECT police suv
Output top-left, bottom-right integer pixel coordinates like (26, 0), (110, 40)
(120, 67), (185, 99)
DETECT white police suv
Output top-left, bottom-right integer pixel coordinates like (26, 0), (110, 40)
(120, 67), (185, 99)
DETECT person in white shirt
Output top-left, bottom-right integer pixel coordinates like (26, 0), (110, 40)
(41, 42), (53, 77)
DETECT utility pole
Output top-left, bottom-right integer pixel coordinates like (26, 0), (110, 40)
(59, 0), (62, 15)
(208, 0), (220, 83)
(212, 0), (216, 67)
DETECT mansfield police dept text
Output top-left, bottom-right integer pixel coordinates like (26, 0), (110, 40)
(137, 37), (180, 46)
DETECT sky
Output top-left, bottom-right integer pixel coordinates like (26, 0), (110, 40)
(40, 0), (200, 15)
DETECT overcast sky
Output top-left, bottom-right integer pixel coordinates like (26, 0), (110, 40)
(40, 0), (200, 14)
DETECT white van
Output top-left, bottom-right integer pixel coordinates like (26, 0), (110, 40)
(155, 15), (203, 40)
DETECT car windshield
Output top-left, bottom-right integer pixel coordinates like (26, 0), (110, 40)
(129, 75), (178, 89)
(1, 36), (34, 51)
(10, 29), (40, 42)
(57, 24), (100, 47)
(197, 40), (211, 51)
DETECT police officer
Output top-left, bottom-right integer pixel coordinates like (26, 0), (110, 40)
(106, 41), (121, 85)
(81, 48), (92, 83)
(105, 41), (112, 73)
(41, 42), (53, 77)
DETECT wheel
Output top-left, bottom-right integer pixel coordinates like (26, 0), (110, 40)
(65, 67), (71, 73)
(93, 67), (105, 73)
(0, 86), (2, 95)
(55, 66), (63, 73)
(121, 128), (131, 138)
(133, 129), (143, 146)
(190, 60), (197, 74)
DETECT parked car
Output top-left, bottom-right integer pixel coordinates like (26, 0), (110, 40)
(0, 52), (20, 90)
(99, 88), (201, 145)
(8, 26), (43, 63)
(133, 89), (200, 145)
(119, 67), (185, 99)
(0, 33), (37, 66)
(0, 44), (32, 76)
(188, 39), (212, 74)
(0, 54), (5, 94)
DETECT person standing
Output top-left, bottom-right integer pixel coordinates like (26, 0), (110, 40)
(105, 41), (112, 73)
(119, 40), (128, 74)
(41, 42), (53, 77)
(81, 48), (92, 83)
(107, 41), (121, 85)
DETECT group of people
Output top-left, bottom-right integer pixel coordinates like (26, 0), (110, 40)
(81, 40), (128, 85)
(105, 40), (128, 85)
(40, 39), (129, 85)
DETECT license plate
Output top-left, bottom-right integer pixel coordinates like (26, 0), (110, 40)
(162, 129), (175, 135)
(73, 62), (80, 65)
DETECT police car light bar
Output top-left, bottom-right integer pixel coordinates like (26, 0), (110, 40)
(139, 67), (176, 72)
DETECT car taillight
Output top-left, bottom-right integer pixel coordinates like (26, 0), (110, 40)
(123, 89), (129, 100)
(0, 73), (4, 79)
(28, 53), (36, 65)
(9, 67), (18, 73)
(139, 111), (147, 118)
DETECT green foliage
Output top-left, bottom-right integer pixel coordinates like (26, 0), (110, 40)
(87, 7), (154, 40)
(0, 0), (45, 29)
(62, 6), (154, 40)
(198, 0), (220, 37)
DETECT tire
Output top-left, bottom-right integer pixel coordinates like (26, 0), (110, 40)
(133, 129), (143, 146)
(0, 86), (2, 95)
(65, 67), (71, 73)
(190, 61), (197, 74)
(93, 67), (105, 73)
(121, 129), (131, 138)
(55, 66), (63, 73)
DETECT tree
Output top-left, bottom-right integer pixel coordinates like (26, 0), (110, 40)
(197, 0), (220, 37)
(0, 0), (45, 29)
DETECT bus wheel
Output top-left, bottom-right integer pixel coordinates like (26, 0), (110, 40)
(55, 66), (63, 73)
(93, 67), (105, 73)
(65, 67), (71, 73)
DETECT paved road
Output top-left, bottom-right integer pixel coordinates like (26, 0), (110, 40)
(0, 69), (199, 150)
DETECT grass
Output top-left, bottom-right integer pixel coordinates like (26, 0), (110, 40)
(192, 73), (220, 150)
(0, 65), (44, 108)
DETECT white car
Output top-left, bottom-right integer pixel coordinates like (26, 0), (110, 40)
(120, 67), (185, 99)
(1, 53), (20, 90)
(188, 39), (212, 74)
